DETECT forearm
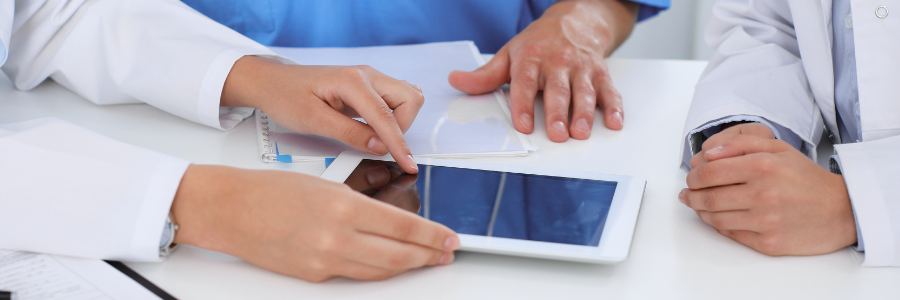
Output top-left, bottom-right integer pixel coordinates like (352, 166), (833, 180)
(552, 0), (640, 56)
(220, 56), (286, 109)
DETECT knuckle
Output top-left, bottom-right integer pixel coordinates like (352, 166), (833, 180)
(372, 103), (396, 121)
(708, 214), (726, 229)
(341, 66), (368, 81)
(307, 259), (331, 274)
(355, 65), (376, 73)
(392, 218), (416, 241)
(546, 78), (570, 94)
(331, 200), (359, 222)
(758, 186), (778, 203)
(315, 233), (340, 253)
(754, 155), (777, 173)
(695, 165), (716, 183)
(703, 190), (719, 211)
(760, 213), (782, 230)
(593, 69), (611, 83)
(758, 235), (785, 256)
(573, 85), (596, 107)
(549, 50), (574, 66)
(412, 90), (425, 106)
(386, 253), (412, 270)
(340, 124), (367, 145)
(515, 70), (539, 86)
(521, 43), (544, 57)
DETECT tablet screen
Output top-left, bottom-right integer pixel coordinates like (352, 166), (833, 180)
(344, 159), (617, 247)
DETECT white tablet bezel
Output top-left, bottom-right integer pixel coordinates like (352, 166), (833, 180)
(321, 151), (646, 264)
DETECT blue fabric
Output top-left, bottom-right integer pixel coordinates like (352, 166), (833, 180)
(832, 0), (865, 252)
(634, 0), (670, 22)
(182, 0), (670, 53)
(832, 0), (861, 144)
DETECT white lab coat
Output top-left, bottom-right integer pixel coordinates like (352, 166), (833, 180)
(683, 0), (900, 266)
(0, 0), (282, 261)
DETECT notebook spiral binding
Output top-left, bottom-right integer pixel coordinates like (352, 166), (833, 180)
(255, 109), (278, 163)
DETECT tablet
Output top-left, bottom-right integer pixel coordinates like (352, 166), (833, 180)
(321, 151), (646, 264)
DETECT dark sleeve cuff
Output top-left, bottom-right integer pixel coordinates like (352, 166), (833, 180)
(631, 0), (671, 22)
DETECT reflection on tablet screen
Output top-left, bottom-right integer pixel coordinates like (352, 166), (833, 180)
(344, 159), (616, 247)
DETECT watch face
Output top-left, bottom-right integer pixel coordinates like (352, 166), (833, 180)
(160, 216), (178, 257)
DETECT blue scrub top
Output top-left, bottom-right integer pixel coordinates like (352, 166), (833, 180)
(182, 0), (671, 53)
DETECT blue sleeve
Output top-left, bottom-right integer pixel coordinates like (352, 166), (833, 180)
(630, 0), (671, 22)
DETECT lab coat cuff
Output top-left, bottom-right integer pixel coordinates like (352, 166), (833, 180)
(133, 155), (190, 262)
(197, 48), (297, 131)
(833, 142), (896, 266)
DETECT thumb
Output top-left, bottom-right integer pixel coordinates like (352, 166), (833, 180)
(704, 135), (791, 162)
(448, 46), (511, 95)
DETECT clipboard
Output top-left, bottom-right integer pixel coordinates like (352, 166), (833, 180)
(105, 261), (177, 300)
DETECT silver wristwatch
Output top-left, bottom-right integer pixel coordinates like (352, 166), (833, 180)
(160, 211), (179, 258)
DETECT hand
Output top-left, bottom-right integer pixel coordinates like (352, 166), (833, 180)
(170, 165), (459, 282)
(222, 56), (422, 173)
(680, 135), (857, 255)
(448, 0), (639, 142)
(689, 122), (776, 169)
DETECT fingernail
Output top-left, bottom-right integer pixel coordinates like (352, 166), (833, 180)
(407, 155), (419, 172)
(444, 236), (459, 250)
(612, 111), (623, 126)
(438, 253), (453, 265)
(519, 113), (533, 130)
(551, 121), (567, 135)
(678, 189), (685, 204)
(367, 136), (387, 155)
(574, 119), (591, 134)
(705, 146), (724, 156)
(366, 169), (389, 186)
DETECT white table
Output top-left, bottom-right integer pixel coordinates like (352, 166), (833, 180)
(2, 58), (897, 299)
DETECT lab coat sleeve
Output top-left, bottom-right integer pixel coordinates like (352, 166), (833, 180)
(833, 135), (900, 266)
(3, 0), (292, 131)
(681, 0), (825, 169)
(0, 118), (189, 262)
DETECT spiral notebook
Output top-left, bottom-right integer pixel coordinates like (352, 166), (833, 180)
(256, 41), (537, 163)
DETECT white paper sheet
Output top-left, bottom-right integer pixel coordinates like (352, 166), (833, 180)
(0, 250), (160, 300)
(260, 41), (536, 162)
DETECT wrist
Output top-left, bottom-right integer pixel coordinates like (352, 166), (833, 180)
(170, 165), (247, 252)
(221, 56), (285, 109)
(830, 173), (859, 247)
(550, 0), (639, 55)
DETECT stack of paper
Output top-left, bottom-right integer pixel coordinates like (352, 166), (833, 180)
(0, 250), (160, 300)
(257, 41), (536, 163)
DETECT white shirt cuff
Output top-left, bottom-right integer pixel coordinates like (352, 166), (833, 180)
(833, 139), (900, 266)
(829, 155), (865, 252)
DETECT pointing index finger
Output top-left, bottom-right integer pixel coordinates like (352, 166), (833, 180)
(339, 67), (419, 174)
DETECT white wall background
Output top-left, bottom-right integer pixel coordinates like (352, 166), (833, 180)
(610, 0), (716, 60)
